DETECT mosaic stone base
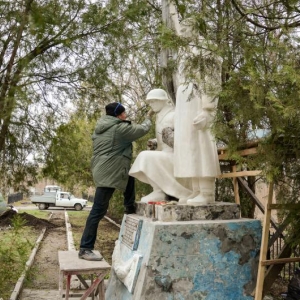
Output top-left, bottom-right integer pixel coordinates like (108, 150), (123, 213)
(136, 201), (240, 221)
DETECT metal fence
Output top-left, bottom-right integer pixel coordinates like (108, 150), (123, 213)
(269, 231), (300, 281)
(7, 193), (23, 204)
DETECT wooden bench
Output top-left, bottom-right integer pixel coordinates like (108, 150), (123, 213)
(58, 250), (111, 300)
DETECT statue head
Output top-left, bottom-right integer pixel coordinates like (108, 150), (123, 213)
(146, 89), (169, 101)
(145, 89), (171, 112)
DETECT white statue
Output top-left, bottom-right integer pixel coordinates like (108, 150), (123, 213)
(129, 89), (192, 203)
(173, 18), (222, 205)
(112, 240), (142, 293)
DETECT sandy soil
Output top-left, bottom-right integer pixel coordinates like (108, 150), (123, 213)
(25, 211), (67, 289)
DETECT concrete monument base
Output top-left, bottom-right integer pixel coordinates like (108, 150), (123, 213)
(136, 201), (240, 221)
(105, 208), (261, 300)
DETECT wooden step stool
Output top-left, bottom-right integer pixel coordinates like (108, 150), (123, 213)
(58, 250), (111, 300)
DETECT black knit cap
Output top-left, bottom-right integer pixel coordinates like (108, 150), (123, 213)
(105, 102), (125, 117)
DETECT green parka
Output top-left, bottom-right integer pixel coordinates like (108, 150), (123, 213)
(91, 115), (151, 190)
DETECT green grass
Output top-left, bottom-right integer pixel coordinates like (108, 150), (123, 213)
(68, 210), (89, 221)
(0, 226), (39, 248)
(18, 209), (51, 219)
(67, 211), (89, 250)
(68, 210), (120, 264)
(0, 207), (119, 298)
(0, 215), (41, 299)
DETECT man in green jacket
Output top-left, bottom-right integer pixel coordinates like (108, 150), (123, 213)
(79, 102), (152, 261)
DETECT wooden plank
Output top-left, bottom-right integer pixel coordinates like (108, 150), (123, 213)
(263, 242), (293, 296)
(218, 153), (231, 160)
(218, 170), (262, 178)
(217, 141), (259, 154)
(218, 147), (258, 160)
(232, 165), (240, 206)
(58, 251), (111, 272)
(239, 148), (258, 156)
(58, 251), (110, 300)
(261, 257), (300, 266)
(79, 273), (106, 300)
(77, 275), (90, 289)
(268, 218), (288, 249)
(254, 182), (274, 300)
(237, 178), (278, 230)
(233, 179), (240, 205)
(268, 203), (300, 210)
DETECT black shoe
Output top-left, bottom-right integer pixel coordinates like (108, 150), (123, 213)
(125, 205), (136, 214)
(78, 249), (103, 261)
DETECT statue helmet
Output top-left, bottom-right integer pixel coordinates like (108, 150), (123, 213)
(146, 89), (169, 101)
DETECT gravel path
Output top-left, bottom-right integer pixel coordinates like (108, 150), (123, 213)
(19, 211), (67, 299)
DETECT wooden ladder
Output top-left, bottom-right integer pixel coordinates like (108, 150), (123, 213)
(254, 182), (300, 300)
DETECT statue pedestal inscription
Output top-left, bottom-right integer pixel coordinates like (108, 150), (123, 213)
(122, 215), (143, 250)
(110, 215), (143, 294)
(106, 203), (261, 300)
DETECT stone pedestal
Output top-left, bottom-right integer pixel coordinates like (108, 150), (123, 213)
(105, 203), (261, 300)
(136, 201), (240, 221)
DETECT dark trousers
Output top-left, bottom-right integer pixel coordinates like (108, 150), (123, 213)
(80, 176), (135, 250)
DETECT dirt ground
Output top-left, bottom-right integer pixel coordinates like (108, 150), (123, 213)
(25, 211), (67, 289)
(0, 210), (59, 229)
(0, 209), (120, 293)
(0, 209), (292, 299)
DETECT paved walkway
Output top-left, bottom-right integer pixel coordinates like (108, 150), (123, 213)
(19, 289), (58, 300)
(14, 209), (97, 300)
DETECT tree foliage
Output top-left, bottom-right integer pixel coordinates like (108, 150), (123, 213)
(42, 110), (96, 193)
(1, 0), (300, 226)
(156, 0), (300, 219)
(0, 215), (34, 299)
(169, 1), (300, 172)
(0, 0), (162, 192)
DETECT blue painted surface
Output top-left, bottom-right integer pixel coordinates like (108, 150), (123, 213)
(175, 294), (185, 300)
(132, 219), (143, 250)
(106, 218), (262, 300)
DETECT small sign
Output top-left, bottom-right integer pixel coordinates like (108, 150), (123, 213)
(121, 215), (143, 250)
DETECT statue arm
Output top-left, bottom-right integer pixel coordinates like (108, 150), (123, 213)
(162, 127), (174, 148)
(168, 1), (181, 35)
(193, 100), (217, 131)
(192, 83), (221, 129)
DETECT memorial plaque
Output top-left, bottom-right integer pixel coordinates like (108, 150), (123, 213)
(121, 215), (143, 250)
(123, 253), (143, 293)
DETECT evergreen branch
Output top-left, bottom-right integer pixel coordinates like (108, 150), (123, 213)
(0, 0), (34, 153)
(146, 0), (160, 12)
(231, 0), (300, 31)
